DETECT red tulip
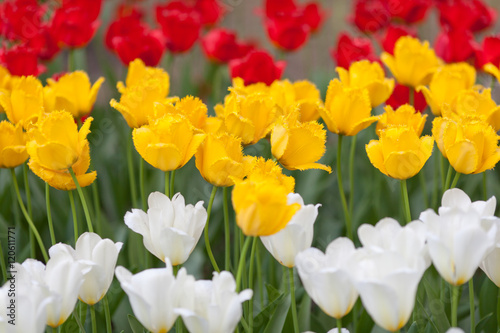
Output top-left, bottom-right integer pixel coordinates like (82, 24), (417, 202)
(475, 36), (500, 69)
(105, 15), (146, 51)
(350, 0), (390, 33)
(0, 44), (45, 76)
(51, 4), (100, 48)
(331, 32), (378, 69)
(438, 0), (496, 32)
(266, 14), (310, 51)
(379, 25), (417, 55)
(37, 26), (61, 61)
(264, 0), (297, 18)
(194, 0), (225, 26)
(387, 0), (432, 24)
(113, 29), (165, 67)
(61, 0), (103, 21)
(156, 2), (202, 53)
(201, 28), (255, 63)
(435, 28), (477, 63)
(386, 84), (427, 113)
(302, 2), (328, 32)
(229, 50), (286, 86)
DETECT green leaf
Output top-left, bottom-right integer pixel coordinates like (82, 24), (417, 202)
(263, 293), (292, 333)
(298, 293), (312, 332)
(266, 283), (282, 304)
(479, 277), (498, 332)
(407, 321), (419, 333)
(475, 312), (493, 332)
(128, 314), (146, 333)
(355, 307), (374, 333)
(253, 291), (287, 333)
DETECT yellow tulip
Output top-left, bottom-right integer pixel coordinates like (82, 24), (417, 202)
(231, 77), (270, 96)
(337, 60), (395, 108)
(366, 126), (434, 180)
(376, 105), (427, 137)
(319, 79), (379, 136)
(416, 63), (476, 116)
(381, 36), (441, 88)
(271, 111), (331, 172)
(27, 111), (96, 190)
(432, 116), (500, 174)
(117, 58), (170, 94)
(195, 132), (252, 187)
(451, 88), (500, 131)
(133, 114), (206, 171)
(0, 66), (11, 113)
(154, 96), (208, 130)
(246, 157), (295, 193)
(484, 63), (500, 84)
(45, 71), (104, 118)
(0, 121), (29, 168)
(232, 159), (300, 236)
(291, 80), (322, 122)
(0, 76), (44, 128)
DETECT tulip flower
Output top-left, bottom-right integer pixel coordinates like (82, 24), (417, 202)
(331, 32), (378, 69)
(439, 188), (496, 217)
(27, 111), (96, 190)
(379, 25), (417, 55)
(416, 63), (476, 116)
(475, 36), (500, 70)
(229, 50), (286, 86)
(387, 0), (432, 24)
(115, 263), (196, 333)
(271, 112), (331, 172)
(432, 116), (500, 175)
(386, 83), (428, 113)
(45, 71), (104, 119)
(260, 193), (320, 267)
(0, 120), (29, 168)
(381, 36), (441, 88)
(484, 63), (500, 84)
(117, 58), (170, 93)
(266, 14), (310, 52)
(481, 239), (500, 287)
(437, 0), (496, 32)
(351, 0), (390, 33)
(201, 28), (254, 64)
(133, 114), (206, 172)
(194, 0), (225, 26)
(247, 157), (296, 193)
(48, 232), (123, 305)
(0, 44), (45, 76)
(419, 207), (497, 286)
(435, 28), (476, 64)
(376, 105), (427, 137)
(125, 192), (207, 265)
(337, 60), (395, 107)
(51, 2), (101, 48)
(0, 76), (44, 128)
(296, 238), (359, 319)
(0, 65), (11, 92)
(366, 126), (434, 180)
(319, 79), (378, 136)
(155, 96), (208, 131)
(291, 80), (322, 122)
(195, 132), (251, 187)
(175, 271), (253, 333)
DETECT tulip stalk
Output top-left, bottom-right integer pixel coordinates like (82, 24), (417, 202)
(289, 267), (300, 333)
(204, 186), (220, 272)
(451, 172), (461, 189)
(90, 304), (97, 333)
(165, 171), (170, 198)
(236, 236), (253, 291)
(170, 169), (176, 197)
(126, 134), (138, 207)
(91, 181), (102, 235)
(139, 158), (147, 210)
(400, 179), (411, 223)
(336, 135), (353, 239)
(10, 168), (48, 262)
(451, 284), (459, 327)
(336, 318), (342, 333)
(23, 163), (36, 258)
(248, 237), (258, 333)
(46, 183), (56, 245)
(223, 187), (231, 271)
(69, 191), (79, 244)
(348, 135), (356, 217)
(69, 168), (94, 233)
(104, 295), (112, 333)
(482, 173), (487, 201)
(469, 280), (475, 333)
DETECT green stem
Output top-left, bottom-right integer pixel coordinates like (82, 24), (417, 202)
(68, 49), (76, 71)
(336, 135), (352, 239)
(91, 181), (102, 235)
(69, 191), (79, 244)
(72, 307), (86, 333)
(400, 179), (411, 224)
(248, 237), (258, 333)
(68, 168), (94, 233)
(223, 187), (231, 271)
(127, 133), (138, 207)
(170, 169), (176, 198)
(163, 52), (174, 72)
(165, 171), (170, 198)
(46, 182), (56, 245)
(483, 172), (487, 201)
(103, 295), (112, 333)
(450, 172), (461, 189)
(173, 264), (179, 276)
(440, 153), (446, 189)
(451, 284), (459, 327)
(289, 267), (300, 333)
(204, 186), (220, 272)
(10, 169), (48, 262)
(444, 164), (453, 192)
(348, 135), (356, 218)
(336, 317), (342, 333)
(256, 242), (264, 310)
(90, 305), (97, 333)
(139, 158), (147, 211)
(469, 279), (475, 333)
(0, 241), (7, 281)
(23, 163), (35, 258)
(236, 236), (252, 291)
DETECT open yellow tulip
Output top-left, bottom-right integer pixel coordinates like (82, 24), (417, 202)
(0, 76), (44, 128)
(0, 120), (29, 168)
(376, 104), (427, 137)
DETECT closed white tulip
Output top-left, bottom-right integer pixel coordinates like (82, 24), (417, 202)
(49, 232), (123, 305)
(480, 221), (500, 287)
(175, 271), (253, 333)
(124, 192), (207, 265)
(115, 262), (196, 333)
(296, 238), (358, 319)
(439, 188), (496, 217)
(260, 193), (320, 267)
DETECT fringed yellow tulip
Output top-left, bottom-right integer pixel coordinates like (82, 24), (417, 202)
(319, 79), (379, 136)
(117, 58), (170, 94)
(271, 111), (331, 172)
(195, 132), (252, 187)
(133, 114), (206, 171)
(0, 65), (11, 113)
(27, 111), (96, 190)
(416, 63), (476, 116)
(337, 60), (395, 108)
(432, 116), (500, 174)
(291, 80), (322, 122)
(452, 88), (500, 131)
(232, 158), (300, 236)
(246, 157), (295, 193)
(0, 76), (44, 128)
(215, 92), (277, 145)
(0, 121), (29, 168)
(366, 126), (434, 180)
(381, 36), (441, 88)
(45, 71), (104, 118)
(376, 105), (427, 137)
(154, 96), (208, 130)
(484, 63), (500, 84)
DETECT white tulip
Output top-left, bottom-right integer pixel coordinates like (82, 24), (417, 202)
(446, 328), (465, 333)
(420, 208), (497, 286)
(260, 193), (320, 267)
(175, 271), (253, 333)
(124, 192), (207, 265)
(49, 232), (123, 305)
(296, 238), (358, 319)
(480, 220), (500, 287)
(351, 248), (427, 332)
(439, 188), (496, 217)
(115, 261), (196, 333)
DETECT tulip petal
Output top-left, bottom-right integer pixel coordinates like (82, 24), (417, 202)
(356, 281), (402, 331)
(366, 140), (387, 176)
(447, 141), (479, 174)
(453, 227), (492, 285)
